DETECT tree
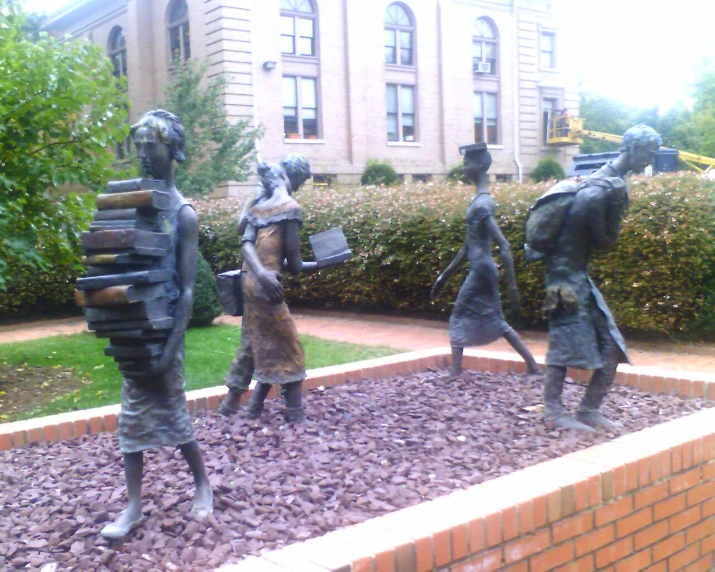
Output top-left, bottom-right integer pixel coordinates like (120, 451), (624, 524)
(158, 59), (261, 196)
(0, 1), (129, 289)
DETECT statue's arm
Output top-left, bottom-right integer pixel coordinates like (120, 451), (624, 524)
(486, 216), (519, 310)
(430, 242), (467, 300)
(159, 205), (199, 372)
(589, 186), (626, 250)
(283, 220), (318, 275)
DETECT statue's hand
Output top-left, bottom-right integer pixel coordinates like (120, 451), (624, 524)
(430, 275), (446, 301)
(258, 269), (284, 303)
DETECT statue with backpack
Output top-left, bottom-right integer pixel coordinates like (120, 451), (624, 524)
(524, 125), (662, 432)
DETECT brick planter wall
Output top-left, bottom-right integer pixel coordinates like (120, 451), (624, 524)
(1, 348), (713, 571)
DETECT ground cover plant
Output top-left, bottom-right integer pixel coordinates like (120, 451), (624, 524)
(1, 369), (711, 570)
(0, 326), (397, 422)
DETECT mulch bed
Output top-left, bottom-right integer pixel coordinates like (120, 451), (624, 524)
(1, 368), (712, 571)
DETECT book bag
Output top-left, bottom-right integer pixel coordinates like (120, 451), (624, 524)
(523, 179), (579, 262)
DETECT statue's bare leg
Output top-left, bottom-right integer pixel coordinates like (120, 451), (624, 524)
(100, 452), (146, 538)
(503, 328), (541, 374)
(179, 440), (213, 516)
(282, 380), (305, 423)
(245, 382), (272, 419)
(450, 347), (463, 377)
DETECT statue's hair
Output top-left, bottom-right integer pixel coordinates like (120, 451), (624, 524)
(257, 162), (286, 192)
(620, 124), (662, 153)
(130, 109), (186, 163)
(280, 154), (312, 191)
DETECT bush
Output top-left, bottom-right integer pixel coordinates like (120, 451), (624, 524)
(360, 159), (401, 186)
(446, 164), (468, 184)
(531, 157), (566, 182)
(195, 173), (715, 339)
(190, 253), (222, 327)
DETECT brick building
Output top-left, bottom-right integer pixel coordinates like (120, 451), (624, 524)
(44, 0), (579, 194)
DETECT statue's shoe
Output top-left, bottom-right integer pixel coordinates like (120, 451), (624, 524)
(546, 414), (596, 433)
(100, 514), (146, 539)
(217, 391), (243, 416)
(576, 411), (624, 431)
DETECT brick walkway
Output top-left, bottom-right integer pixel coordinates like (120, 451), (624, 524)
(0, 309), (713, 374)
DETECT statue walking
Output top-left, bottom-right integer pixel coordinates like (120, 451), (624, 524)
(431, 143), (540, 377)
(526, 125), (662, 431)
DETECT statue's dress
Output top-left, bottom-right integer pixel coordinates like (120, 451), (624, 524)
(117, 198), (194, 454)
(237, 196), (306, 385)
(448, 193), (511, 348)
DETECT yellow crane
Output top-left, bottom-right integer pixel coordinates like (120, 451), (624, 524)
(546, 116), (715, 173)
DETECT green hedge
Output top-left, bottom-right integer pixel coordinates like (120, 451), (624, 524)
(195, 173), (715, 338)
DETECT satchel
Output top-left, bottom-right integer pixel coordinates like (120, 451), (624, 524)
(216, 269), (244, 316)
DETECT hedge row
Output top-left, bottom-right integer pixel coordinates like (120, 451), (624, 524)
(194, 173), (714, 338)
(2, 173), (713, 339)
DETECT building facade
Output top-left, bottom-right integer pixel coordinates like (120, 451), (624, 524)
(44, 0), (579, 194)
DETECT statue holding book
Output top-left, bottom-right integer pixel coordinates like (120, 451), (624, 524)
(76, 109), (212, 538)
(217, 155), (352, 422)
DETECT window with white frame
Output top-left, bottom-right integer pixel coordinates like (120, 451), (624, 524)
(474, 92), (498, 144)
(540, 31), (555, 69)
(168, 0), (190, 65)
(386, 84), (416, 142)
(108, 26), (127, 79)
(384, 3), (414, 66)
(472, 18), (497, 75)
(283, 76), (319, 139)
(542, 98), (558, 143)
(280, 0), (317, 57)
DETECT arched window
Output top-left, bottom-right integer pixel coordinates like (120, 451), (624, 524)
(280, 0), (317, 57)
(108, 26), (127, 79)
(168, 0), (190, 64)
(384, 3), (414, 66)
(473, 17), (497, 75)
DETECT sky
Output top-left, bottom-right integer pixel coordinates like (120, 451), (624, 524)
(21, 0), (715, 112)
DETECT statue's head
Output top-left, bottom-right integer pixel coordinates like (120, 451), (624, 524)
(257, 162), (290, 195)
(280, 154), (312, 192)
(459, 142), (492, 182)
(620, 124), (662, 173)
(130, 109), (186, 179)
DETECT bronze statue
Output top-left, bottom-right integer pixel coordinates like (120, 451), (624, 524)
(431, 143), (540, 377)
(218, 156), (318, 423)
(95, 110), (213, 538)
(526, 125), (662, 432)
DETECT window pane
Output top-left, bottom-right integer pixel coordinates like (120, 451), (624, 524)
(182, 22), (191, 60)
(400, 32), (413, 65)
(473, 92), (483, 119)
(472, 41), (483, 60)
(303, 108), (317, 137)
(170, 26), (181, 63)
(284, 108), (299, 136)
(283, 76), (297, 107)
(385, 4), (411, 26)
(298, 18), (313, 38)
(487, 120), (498, 144)
(401, 85), (414, 114)
(485, 93), (497, 120)
(301, 78), (317, 109)
(169, 0), (188, 25)
(384, 29), (396, 64)
(474, 119), (484, 143)
(296, 0), (314, 13)
(402, 113), (415, 142)
(281, 35), (295, 54)
(281, 16), (295, 36)
(541, 32), (553, 51)
(484, 43), (496, 62)
(298, 37), (314, 56)
(386, 85), (398, 113)
(387, 113), (399, 141)
(474, 17), (495, 39)
(541, 50), (554, 68)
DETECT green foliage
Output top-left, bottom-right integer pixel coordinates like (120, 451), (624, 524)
(190, 253), (221, 327)
(158, 59), (261, 196)
(0, 1), (129, 289)
(195, 174), (715, 339)
(446, 164), (468, 184)
(360, 159), (401, 186)
(530, 157), (566, 182)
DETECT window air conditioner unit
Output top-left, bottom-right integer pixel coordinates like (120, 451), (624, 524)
(474, 61), (491, 74)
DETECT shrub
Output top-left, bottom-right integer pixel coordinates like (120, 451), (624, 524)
(190, 253), (222, 327)
(446, 164), (468, 184)
(360, 159), (401, 186)
(195, 173), (715, 339)
(531, 157), (566, 182)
